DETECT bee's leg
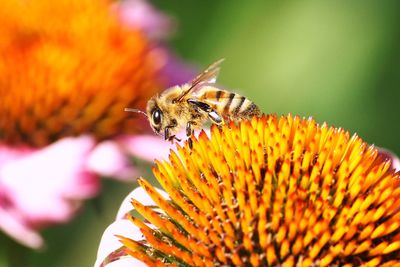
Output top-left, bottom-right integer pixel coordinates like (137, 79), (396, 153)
(188, 138), (193, 149)
(187, 99), (223, 125)
(188, 99), (211, 112)
(164, 127), (175, 143)
(164, 127), (181, 143)
(186, 122), (193, 137)
(164, 127), (170, 141)
(186, 122), (194, 149)
(207, 110), (222, 125)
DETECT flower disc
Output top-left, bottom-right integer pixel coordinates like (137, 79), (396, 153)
(121, 115), (400, 267)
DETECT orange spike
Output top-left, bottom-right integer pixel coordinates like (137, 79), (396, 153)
(117, 115), (400, 266)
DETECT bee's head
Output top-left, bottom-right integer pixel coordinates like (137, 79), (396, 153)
(146, 98), (164, 135)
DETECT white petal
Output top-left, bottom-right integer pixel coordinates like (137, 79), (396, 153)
(105, 257), (146, 267)
(94, 219), (144, 267)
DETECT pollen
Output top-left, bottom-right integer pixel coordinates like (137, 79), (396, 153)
(0, 0), (165, 147)
(119, 114), (400, 266)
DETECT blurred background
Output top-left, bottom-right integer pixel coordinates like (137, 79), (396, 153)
(1, 1), (399, 266)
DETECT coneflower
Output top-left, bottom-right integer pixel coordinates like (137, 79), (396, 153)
(0, 0), (190, 249)
(0, 0), (167, 146)
(98, 114), (400, 266)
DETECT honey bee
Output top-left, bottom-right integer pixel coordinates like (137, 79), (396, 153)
(125, 59), (260, 148)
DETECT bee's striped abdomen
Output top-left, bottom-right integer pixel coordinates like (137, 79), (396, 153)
(199, 87), (260, 122)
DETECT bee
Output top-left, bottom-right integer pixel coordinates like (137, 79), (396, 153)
(125, 59), (260, 148)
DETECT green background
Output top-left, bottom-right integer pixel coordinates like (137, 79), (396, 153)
(1, 1), (399, 266)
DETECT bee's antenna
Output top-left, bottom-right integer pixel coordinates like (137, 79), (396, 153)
(124, 108), (148, 118)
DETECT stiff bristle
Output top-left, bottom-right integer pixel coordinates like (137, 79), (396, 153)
(119, 114), (400, 267)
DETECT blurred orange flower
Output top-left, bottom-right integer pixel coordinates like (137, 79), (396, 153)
(0, 0), (168, 146)
(0, 0), (191, 249)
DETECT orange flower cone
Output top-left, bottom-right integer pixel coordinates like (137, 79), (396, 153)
(0, 0), (192, 249)
(0, 0), (168, 147)
(97, 115), (400, 267)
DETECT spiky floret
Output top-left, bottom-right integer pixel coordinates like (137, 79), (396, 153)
(120, 114), (400, 267)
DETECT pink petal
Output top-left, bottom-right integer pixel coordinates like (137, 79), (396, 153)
(0, 207), (43, 249)
(0, 136), (100, 247)
(122, 130), (210, 164)
(113, 0), (174, 40)
(121, 134), (176, 162)
(87, 141), (138, 181)
(0, 144), (34, 166)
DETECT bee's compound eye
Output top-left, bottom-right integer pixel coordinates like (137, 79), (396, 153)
(152, 109), (162, 126)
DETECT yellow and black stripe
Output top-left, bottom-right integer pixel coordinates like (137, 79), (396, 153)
(199, 88), (259, 120)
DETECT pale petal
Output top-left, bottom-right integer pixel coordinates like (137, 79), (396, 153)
(105, 258), (146, 267)
(0, 208), (43, 249)
(378, 147), (400, 172)
(95, 187), (169, 266)
(94, 219), (144, 267)
(0, 144), (34, 165)
(114, 0), (173, 40)
(0, 135), (99, 223)
(87, 141), (138, 181)
(121, 134), (175, 162)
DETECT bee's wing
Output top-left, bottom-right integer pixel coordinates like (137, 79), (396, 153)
(174, 58), (225, 102)
(190, 58), (224, 86)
